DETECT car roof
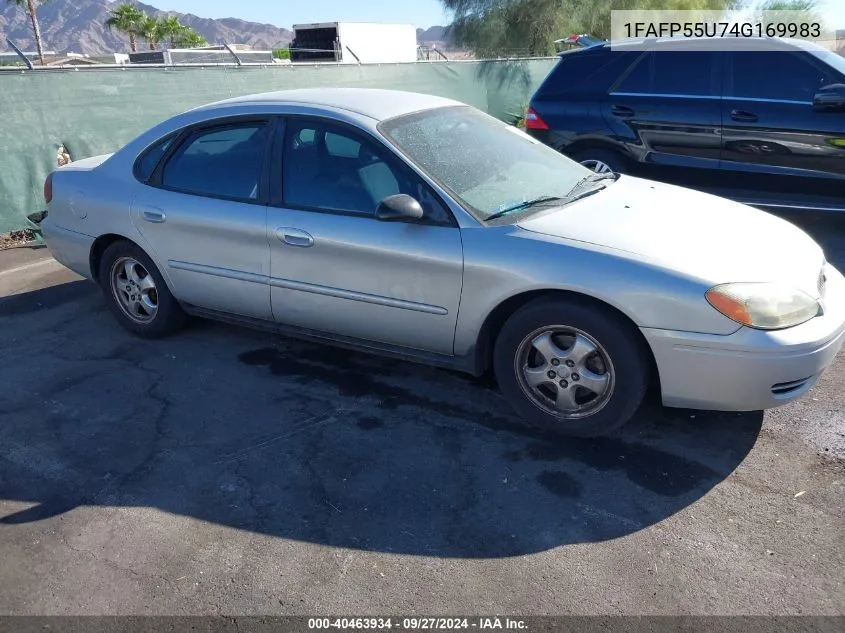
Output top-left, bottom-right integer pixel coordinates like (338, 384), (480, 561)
(192, 88), (464, 122)
(564, 35), (809, 55)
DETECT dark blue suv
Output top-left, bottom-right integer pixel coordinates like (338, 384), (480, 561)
(525, 37), (845, 213)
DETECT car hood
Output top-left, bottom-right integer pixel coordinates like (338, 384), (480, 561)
(517, 175), (826, 297)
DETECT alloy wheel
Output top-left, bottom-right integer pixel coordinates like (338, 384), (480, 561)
(110, 256), (159, 324)
(514, 325), (615, 420)
(580, 159), (614, 174)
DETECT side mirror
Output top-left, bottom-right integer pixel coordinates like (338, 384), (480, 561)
(813, 84), (845, 111)
(375, 194), (424, 222)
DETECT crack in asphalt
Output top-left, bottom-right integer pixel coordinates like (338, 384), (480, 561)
(58, 527), (176, 589)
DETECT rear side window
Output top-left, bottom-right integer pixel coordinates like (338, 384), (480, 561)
(134, 134), (175, 182)
(536, 50), (632, 96)
(728, 51), (834, 102)
(616, 50), (717, 96)
(159, 122), (270, 201)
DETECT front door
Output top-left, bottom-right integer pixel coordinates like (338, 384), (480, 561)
(719, 48), (845, 208)
(131, 118), (274, 320)
(266, 117), (464, 356)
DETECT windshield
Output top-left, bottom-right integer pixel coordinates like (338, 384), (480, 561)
(379, 105), (594, 221)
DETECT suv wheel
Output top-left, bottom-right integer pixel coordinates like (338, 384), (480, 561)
(571, 148), (626, 175)
(494, 297), (649, 437)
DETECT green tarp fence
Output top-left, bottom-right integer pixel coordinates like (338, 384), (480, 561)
(0, 58), (557, 233)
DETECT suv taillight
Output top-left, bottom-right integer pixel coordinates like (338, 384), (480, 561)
(44, 171), (54, 204)
(524, 106), (549, 130)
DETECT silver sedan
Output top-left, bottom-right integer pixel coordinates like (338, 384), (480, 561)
(40, 88), (845, 437)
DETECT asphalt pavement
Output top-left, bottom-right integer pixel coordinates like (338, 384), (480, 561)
(0, 212), (842, 616)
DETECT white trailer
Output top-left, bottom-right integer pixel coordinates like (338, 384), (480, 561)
(290, 22), (418, 64)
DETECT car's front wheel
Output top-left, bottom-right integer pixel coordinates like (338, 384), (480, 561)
(494, 297), (649, 437)
(98, 240), (187, 338)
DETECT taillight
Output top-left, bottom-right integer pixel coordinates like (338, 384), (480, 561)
(524, 106), (549, 131)
(44, 171), (54, 204)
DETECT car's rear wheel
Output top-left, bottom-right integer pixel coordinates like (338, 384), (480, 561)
(571, 148), (626, 175)
(99, 240), (186, 338)
(494, 297), (649, 437)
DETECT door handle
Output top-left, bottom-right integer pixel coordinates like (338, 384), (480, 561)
(141, 208), (166, 223)
(731, 109), (758, 122)
(611, 105), (635, 118)
(277, 227), (314, 248)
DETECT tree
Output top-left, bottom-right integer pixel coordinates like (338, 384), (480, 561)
(156, 15), (183, 48)
(753, 0), (824, 29)
(7, 0), (50, 65)
(105, 2), (145, 53)
(139, 15), (162, 50)
(173, 26), (208, 48)
(440, 0), (747, 57)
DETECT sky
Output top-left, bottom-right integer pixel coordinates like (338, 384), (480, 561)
(152, 0), (452, 29)
(150, 0), (845, 31)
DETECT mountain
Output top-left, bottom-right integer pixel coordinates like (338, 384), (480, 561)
(416, 25), (458, 48)
(416, 26), (447, 42)
(0, 0), (293, 55)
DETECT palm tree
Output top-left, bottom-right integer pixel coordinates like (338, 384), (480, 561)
(138, 15), (162, 50)
(174, 27), (208, 49)
(104, 3), (144, 53)
(7, 0), (50, 65)
(157, 15), (183, 48)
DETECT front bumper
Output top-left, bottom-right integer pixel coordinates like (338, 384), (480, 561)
(643, 263), (845, 412)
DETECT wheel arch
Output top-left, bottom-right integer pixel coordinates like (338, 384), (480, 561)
(90, 234), (139, 283)
(472, 288), (661, 395)
(88, 233), (163, 285)
(564, 139), (634, 166)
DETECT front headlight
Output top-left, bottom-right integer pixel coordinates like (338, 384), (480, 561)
(705, 282), (820, 330)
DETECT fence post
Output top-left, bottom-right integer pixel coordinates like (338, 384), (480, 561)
(6, 38), (34, 70)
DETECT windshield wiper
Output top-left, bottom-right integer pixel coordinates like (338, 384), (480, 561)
(564, 171), (619, 197)
(564, 186), (605, 205)
(485, 196), (566, 221)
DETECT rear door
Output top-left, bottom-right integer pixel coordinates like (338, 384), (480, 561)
(527, 48), (640, 151)
(603, 45), (722, 189)
(131, 117), (275, 320)
(719, 48), (845, 208)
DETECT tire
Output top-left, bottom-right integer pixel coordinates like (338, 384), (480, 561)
(98, 240), (187, 338)
(570, 148), (627, 175)
(493, 297), (649, 438)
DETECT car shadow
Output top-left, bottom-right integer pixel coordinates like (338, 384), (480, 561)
(0, 280), (764, 558)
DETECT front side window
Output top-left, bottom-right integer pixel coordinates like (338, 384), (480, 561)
(160, 122), (269, 201)
(807, 47), (845, 81)
(282, 119), (451, 224)
(728, 51), (834, 102)
(379, 105), (591, 220)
